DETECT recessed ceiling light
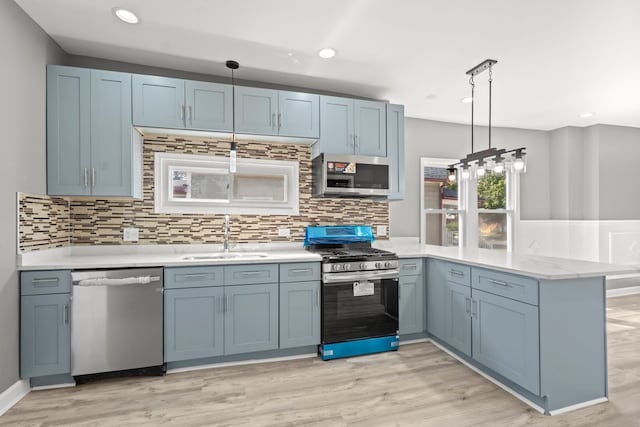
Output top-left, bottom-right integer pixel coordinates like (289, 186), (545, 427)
(461, 97), (473, 104)
(318, 48), (336, 59)
(579, 112), (595, 118)
(113, 8), (139, 24)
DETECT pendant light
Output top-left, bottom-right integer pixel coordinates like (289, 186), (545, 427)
(226, 60), (239, 173)
(448, 59), (526, 181)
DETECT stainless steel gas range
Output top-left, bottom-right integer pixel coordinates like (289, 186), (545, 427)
(305, 225), (399, 360)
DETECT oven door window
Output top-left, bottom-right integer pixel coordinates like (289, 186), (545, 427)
(322, 278), (398, 343)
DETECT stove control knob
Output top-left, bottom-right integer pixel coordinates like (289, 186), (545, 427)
(333, 264), (340, 272)
(375, 262), (382, 269)
(384, 261), (391, 269)
(360, 263), (366, 270)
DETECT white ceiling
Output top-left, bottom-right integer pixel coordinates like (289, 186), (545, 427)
(15, 0), (640, 130)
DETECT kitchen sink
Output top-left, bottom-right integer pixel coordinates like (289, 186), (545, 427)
(180, 252), (270, 261)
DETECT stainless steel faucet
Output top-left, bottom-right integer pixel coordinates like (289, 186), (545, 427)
(223, 215), (231, 253)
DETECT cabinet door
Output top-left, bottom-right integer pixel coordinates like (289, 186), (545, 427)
(234, 86), (278, 135)
(399, 275), (425, 335)
(47, 65), (91, 196)
(319, 96), (354, 154)
(20, 294), (70, 378)
(354, 100), (387, 156)
(279, 281), (320, 348)
(278, 91), (319, 138)
(472, 289), (540, 395)
(224, 283), (278, 355)
(185, 81), (233, 132)
(132, 75), (185, 129)
(164, 287), (224, 362)
(90, 70), (133, 196)
(426, 259), (446, 340)
(444, 281), (471, 356)
(386, 104), (405, 200)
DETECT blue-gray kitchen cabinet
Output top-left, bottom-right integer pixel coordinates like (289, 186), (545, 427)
(471, 288), (540, 395)
(20, 270), (72, 379)
(398, 259), (424, 336)
(47, 65), (139, 197)
(224, 283), (279, 355)
(164, 287), (225, 362)
(234, 87), (319, 138)
(386, 104), (405, 200)
(279, 281), (320, 349)
(133, 76), (233, 132)
(445, 280), (471, 357)
(316, 96), (387, 157)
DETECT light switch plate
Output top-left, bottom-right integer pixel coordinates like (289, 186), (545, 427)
(123, 227), (139, 242)
(278, 228), (290, 237)
(377, 225), (387, 236)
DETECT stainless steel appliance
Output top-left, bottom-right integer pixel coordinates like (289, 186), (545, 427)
(71, 268), (164, 377)
(312, 154), (390, 198)
(305, 225), (399, 360)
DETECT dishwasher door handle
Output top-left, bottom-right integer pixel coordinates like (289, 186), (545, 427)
(76, 276), (161, 286)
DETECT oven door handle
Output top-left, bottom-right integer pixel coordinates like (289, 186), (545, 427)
(323, 270), (399, 284)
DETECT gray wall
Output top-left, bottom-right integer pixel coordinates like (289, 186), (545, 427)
(389, 118), (550, 237)
(0, 1), (66, 394)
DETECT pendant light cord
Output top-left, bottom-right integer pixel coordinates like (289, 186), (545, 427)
(470, 75), (475, 154)
(231, 67), (236, 149)
(488, 66), (492, 149)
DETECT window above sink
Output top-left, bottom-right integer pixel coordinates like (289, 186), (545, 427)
(155, 152), (299, 215)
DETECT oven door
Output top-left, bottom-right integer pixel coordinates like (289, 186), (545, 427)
(322, 272), (399, 344)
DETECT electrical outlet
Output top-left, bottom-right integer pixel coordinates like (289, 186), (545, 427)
(123, 227), (139, 242)
(376, 225), (387, 237)
(278, 228), (290, 237)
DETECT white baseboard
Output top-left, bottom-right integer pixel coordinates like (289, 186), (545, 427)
(548, 397), (608, 416)
(167, 352), (317, 375)
(607, 286), (640, 298)
(0, 379), (30, 417)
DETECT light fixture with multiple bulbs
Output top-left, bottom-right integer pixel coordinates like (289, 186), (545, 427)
(447, 59), (527, 182)
(113, 7), (139, 24)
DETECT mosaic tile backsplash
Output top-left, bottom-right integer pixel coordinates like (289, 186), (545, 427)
(19, 135), (389, 251)
(19, 193), (70, 251)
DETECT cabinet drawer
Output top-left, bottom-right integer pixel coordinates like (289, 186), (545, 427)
(441, 261), (471, 286)
(279, 262), (320, 283)
(225, 264), (278, 286)
(165, 266), (224, 289)
(21, 270), (71, 295)
(472, 268), (538, 306)
(399, 259), (423, 276)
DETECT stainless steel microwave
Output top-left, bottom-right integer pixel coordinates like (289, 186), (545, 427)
(312, 154), (390, 198)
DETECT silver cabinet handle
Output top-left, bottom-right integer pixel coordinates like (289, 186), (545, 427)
(290, 268), (312, 274)
(188, 106), (192, 123)
(238, 271), (265, 277)
(349, 133), (354, 148)
(182, 274), (207, 279)
(315, 289), (319, 307)
(354, 134), (359, 148)
(487, 278), (511, 287)
(180, 105), (185, 120)
(226, 295), (232, 313)
(465, 297), (471, 315)
(472, 299), (478, 318)
(271, 113), (276, 130)
(91, 168), (96, 188)
(63, 304), (69, 324)
(278, 112), (282, 129)
(217, 296), (222, 314)
(402, 263), (417, 270)
(83, 168), (88, 188)
(32, 278), (59, 285)
(450, 269), (465, 277)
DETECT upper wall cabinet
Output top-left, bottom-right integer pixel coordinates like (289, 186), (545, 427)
(234, 87), (319, 138)
(387, 104), (405, 200)
(316, 96), (387, 157)
(132, 75), (233, 132)
(47, 65), (142, 198)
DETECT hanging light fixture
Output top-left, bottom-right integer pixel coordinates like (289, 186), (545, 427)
(226, 60), (239, 173)
(448, 59), (526, 181)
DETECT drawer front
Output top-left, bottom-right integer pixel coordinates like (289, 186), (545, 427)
(472, 268), (538, 306)
(165, 266), (224, 289)
(279, 262), (320, 283)
(225, 264), (278, 286)
(398, 258), (423, 276)
(441, 261), (471, 286)
(21, 270), (71, 295)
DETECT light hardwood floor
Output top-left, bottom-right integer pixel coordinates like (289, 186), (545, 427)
(3, 294), (640, 427)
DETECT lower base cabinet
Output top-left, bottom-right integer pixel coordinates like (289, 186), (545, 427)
(279, 281), (320, 348)
(399, 275), (424, 335)
(444, 280), (471, 357)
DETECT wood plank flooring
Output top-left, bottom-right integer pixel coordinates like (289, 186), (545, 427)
(2, 294), (640, 427)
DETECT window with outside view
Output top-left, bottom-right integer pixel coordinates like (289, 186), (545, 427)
(477, 172), (508, 250)
(421, 159), (461, 247)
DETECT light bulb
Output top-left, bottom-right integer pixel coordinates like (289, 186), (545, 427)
(514, 158), (525, 171)
(229, 141), (237, 173)
(494, 162), (504, 173)
(447, 167), (456, 182)
(476, 165), (486, 177)
(461, 167), (470, 180)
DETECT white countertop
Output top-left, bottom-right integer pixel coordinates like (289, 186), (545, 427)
(19, 240), (639, 280)
(374, 238), (640, 280)
(18, 243), (321, 271)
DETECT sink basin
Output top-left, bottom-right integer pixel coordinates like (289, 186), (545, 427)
(181, 252), (269, 261)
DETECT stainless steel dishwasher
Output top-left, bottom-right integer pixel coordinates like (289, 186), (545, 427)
(71, 268), (164, 377)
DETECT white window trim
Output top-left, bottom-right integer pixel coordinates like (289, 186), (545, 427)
(155, 152), (299, 215)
